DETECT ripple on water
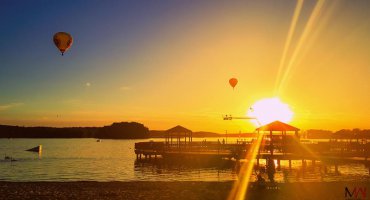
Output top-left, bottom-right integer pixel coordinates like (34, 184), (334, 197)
(0, 138), (369, 182)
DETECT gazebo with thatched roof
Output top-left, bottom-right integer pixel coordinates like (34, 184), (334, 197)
(256, 121), (300, 155)
(165, 125), (193, 148)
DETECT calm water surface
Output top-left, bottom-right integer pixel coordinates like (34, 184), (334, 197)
(0, 138), (369, 182)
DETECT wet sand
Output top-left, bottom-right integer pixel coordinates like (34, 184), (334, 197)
(0, 181), (369, 200)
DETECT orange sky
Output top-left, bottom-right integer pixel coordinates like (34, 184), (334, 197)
(1, 1), (369, 133)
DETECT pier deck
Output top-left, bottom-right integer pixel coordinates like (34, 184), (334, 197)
(134, 140), (370, 165)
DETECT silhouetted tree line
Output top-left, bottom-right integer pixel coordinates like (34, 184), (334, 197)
(97, 122), (149, 139)
(332, 128), (370, 139)
(306, 128), (370, 139)
(306, 129), (334, 139)
(0, 122), (149, 139)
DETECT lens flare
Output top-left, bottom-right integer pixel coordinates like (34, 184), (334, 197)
(277, 0), (326, 94)
(274, 0), (304, 95)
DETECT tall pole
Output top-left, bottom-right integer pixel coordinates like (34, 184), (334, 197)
(270, 130), (273, 156)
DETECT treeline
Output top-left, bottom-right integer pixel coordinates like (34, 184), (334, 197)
(0, 122), (149, 139)
(332, 128), (370, 139)
(306, 129), (334, 139)
(306, 129), (370, 139)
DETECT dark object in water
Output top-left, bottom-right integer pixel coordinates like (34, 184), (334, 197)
(26, 145), (42, 153)
(4, 155), (17, 162)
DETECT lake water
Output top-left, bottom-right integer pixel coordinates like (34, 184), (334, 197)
(0, 138), (369, 182)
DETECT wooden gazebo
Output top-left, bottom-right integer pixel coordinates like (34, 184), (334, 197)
(165, 125), (192, 148)
(256, 121), (300, 155)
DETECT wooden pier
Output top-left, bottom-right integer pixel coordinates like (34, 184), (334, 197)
(134, 123), (370, 168)
(135, 140), (370, 163)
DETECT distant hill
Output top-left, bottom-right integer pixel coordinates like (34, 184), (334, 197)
(0, 122), (149, 139)
(149, 130), (221, 138)
(332, 129), (370, 139)
(306, 129), (333, 139)
(194, 131), (222, 137)
(1, 123), (368, 139)
(222, 133), (258, 138)
(97, 122), (149, 139)
(148, 130), (166, 138)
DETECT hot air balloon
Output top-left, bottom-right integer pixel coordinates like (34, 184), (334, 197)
(53, 32), (73, 56)
(229, 78), (238, 90)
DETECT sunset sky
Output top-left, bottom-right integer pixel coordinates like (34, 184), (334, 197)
(0, 0), (369, 133)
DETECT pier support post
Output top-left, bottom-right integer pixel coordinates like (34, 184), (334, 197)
(289, 160), (292, 170)
(302, 159), (307, 169)
(312, 160), (316, 166)
(277, 159), (281, 170)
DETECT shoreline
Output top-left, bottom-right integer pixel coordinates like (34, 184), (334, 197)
(0, 181), (369, 200)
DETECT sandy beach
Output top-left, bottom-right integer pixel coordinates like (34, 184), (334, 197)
(0, 181), (369, 200)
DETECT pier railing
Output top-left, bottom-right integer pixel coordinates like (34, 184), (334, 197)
(134, 139), (370, 160)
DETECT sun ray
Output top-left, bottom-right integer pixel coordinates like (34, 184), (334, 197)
(277, 0), (326, 94)
(274, 0), (304, 96)
(293, 136), (320, 160)
(227, 131), (264, 200)
(281, 0), (340, 73)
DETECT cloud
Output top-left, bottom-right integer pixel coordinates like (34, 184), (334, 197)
(0, 102), (24, 111)
(120, 86), (132, 91)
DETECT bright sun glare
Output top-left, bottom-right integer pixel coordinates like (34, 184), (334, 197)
(247, 97), (293, 126)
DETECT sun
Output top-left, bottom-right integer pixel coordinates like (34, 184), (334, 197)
(247, 97), (293, 126)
